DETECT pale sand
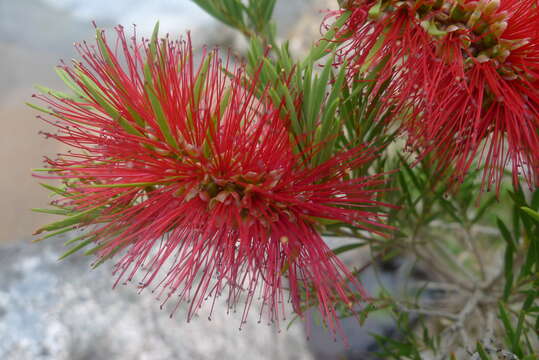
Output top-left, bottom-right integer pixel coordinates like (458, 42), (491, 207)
(0, 89), (68, 243)
(0, 38), (72, 243)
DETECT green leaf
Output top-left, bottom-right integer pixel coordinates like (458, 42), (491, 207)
(76, 70), (142, 137)
(31, 208), (70, 215)
(307, 54), (334, 129)
(421, 20), (447, 37)
(497, 217), (516, 250)
(436, 194), (463, 224)
(149, 21), (160, 58)
(358, 303), (377, 325)
(331, 242), (366, 256)
(499, 302), (518, 352)
(117, 117), (143, 137)
(192, 0), (251, 34)
(256, 0), (276, 24)
(303, 11), (350, 65)
(96, 28), (115, 67)
(531, 189), (539, 209)
(34, 84), (79, 101)
(64, 233), (92, 246)
(34, 206), (102, 235)
(58, 238), (95, 260)
(514, 294), (535, 358)
(194, 53), (213, 103)
(145, 83), (178, 148)
(32, 226), (77, 243)
(398, 154), (424, 190)
(55, 67), (86, 98)
(475, 342), (491, 360)
(359, 31), (386, 73)
(521, 207), (539, 222)
(397, 171), (415, 214)
(90, 243), (124, 269)
(502, 238), (514, 300)
(471, 195), (496, 223)
(88, 178), (178, 188)
(191, 1), (227, 23)
(26, 102), (55, 116)
(39, 183), (69, 196)
(367, 0), (383, 19)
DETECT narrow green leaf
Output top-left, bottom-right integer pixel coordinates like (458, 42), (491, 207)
(521, 207), (539, 222)
(302, 63), (312, 114)
(499, 302), (517, 349)
(303, 11), (350, 65)
(34, 85), (78, 101)
(58, 238), (94, 260)
(91, 244), (124, 269)
(77, 72), (115, 115)
(471, 195), (496, 223)
(33, 226), (76, 242)
(531, 189), (539, 209)
(88, 178), (178, 188)
(307, 54), (334, 129)
(331, 242), (366, 256)
(55, 67), (86, 98)
(223, 0), (245, 22)
(84, 240), (109, 256)
(475, 342), (491, 360)
(39, 183), (68, 196)
(26, 102), (55, 116)
(514, 294), (535, 357)
(118, 117), (143, 137)
(149, 21), (160, 58)
(520, 229), (538, 278)
(34, 207), (101, 235)
(437, 196), (463, 224)
(397, 172), (415, 212)
(96, 28), (115, 67)
(497, 218), (516, 250)
(367, 0), (383, 19)
(194, 53), (213, 103)
(502, 237), (514, 300)
(512, 204), (521, 243)
(398, 155), (424, 190)
(191, 1), (225, 22)
(360, 30), (385, 73)
(64, 233), (92, 246)
(259, 0), (276, 24)
(31, 208), (70, 215)
(145, 84), (178, 148)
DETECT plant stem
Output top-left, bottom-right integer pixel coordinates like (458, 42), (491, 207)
(394, 302), (458, 320)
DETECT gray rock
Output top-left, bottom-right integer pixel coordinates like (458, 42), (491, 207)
(0, 238), (313, 360)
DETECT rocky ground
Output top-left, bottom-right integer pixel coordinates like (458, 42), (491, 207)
(0, 236), (313, 360)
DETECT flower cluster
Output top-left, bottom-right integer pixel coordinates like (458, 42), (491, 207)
(33, 25), (393, 335)
(337, 0), (539, 191)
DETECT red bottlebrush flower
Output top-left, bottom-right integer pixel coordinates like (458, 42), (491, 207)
(335, 0), (539, 192)
(32, 25), (393, 337)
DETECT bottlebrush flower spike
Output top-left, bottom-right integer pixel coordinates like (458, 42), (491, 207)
(335, 0), (539, 192)
(32, 24), (393, 337)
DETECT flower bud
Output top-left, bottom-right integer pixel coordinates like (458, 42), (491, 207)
(490, 20), (508, 38)
(483, 0), (500, 17)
